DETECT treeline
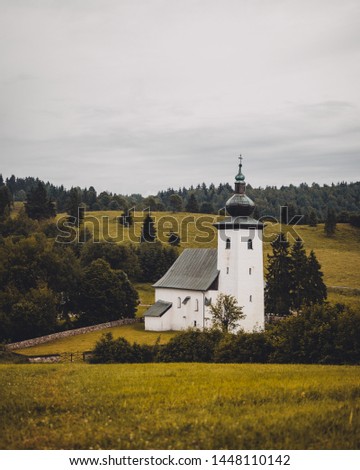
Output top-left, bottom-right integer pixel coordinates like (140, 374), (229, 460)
(90, 303), (360, 365)
(1, 173), (360, 223)
(0, 211), (178, 343)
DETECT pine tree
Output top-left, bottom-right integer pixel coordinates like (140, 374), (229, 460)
(141, 213), (156, 243)
(169, 194), (183, 212)
(119, 209), (133, 227)
(324, 207), (336, 236)
(66, 187), (83, 226)
(25, 182), (56, 220)
(185, 193), (199, 213)
(289, 238), (308, 311)
(308, 210), (318, 227)
(265, 233), (292, 316)
(305, 250), (327, 306)
(168, 231), (180, 246)
(0, 185), (12, 218)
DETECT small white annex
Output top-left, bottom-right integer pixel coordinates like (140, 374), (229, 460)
(144, 160), (265, 333)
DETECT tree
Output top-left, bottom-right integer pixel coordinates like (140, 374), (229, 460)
(209, 293), (245, 333)
(308, 210), (318, 227)
(119, 208), (133, 227)
(0, 185), (12, 218)
(169, 194), (183, 212)
(77, 259), (138, 325)
(24, 182), (56, 220)
(304, 250), (327, 306)
(10, 285), (59, 341)
(265, 233), (292, 316)
(185, 193), (199, 213)
(168, 231), (181, 246)
(324, 207), (336, 236)
(200, 201), (214, 214)
(141, 213), (156, 243)
(289, 238), (309, 311)
(66, 187), (83, 225)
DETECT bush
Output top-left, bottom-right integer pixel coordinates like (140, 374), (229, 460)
(158, 329), (222, 362)
(214, 331), (273, 363)
(90, 333), (156, 364)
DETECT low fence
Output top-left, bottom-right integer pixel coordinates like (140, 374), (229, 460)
(7, 318), (140, 351)
(26, 351), (94, 363)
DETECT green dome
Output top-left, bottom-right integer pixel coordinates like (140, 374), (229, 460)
(235, 157), (245, 181)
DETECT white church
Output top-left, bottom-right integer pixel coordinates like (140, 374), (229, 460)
(144, 159), (265, 332)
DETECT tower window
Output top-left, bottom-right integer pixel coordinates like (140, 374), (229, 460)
(177, 297), (181, 308)
(226, 238), (231, 249)
(249, 295), (252, 302)
(226, 267), (229, 274)
(249, 268), (252, 275)
(194, 321), (197, 327)
(195, 299), (199, 311)
(247, 239), (253, 250)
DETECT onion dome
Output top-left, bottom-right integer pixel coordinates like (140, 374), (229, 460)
(225, 156), (255, 217)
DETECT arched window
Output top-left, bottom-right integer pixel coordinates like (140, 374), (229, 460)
(195, 299), (199, 312)
(247, 239), (253, 250)
(226, 238), (231, 249)
(249, 268), (252, 275)
(177, 297), (181, 308)
(249, 295), (253, 302)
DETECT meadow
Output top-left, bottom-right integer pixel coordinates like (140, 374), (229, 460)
(1, 363), (359, 450)
(14, 217), (360, 358)
(80, 211), (360, 288)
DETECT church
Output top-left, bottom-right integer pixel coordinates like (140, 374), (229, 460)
(144, 159), (265, 332)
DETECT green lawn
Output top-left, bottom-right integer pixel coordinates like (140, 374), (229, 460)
(0, 363), (359, 450)
(16, 322), (177, 357)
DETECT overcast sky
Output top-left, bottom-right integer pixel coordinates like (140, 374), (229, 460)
(0, 0), (359, 195)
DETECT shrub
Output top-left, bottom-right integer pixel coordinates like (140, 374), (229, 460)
(158, 329), (222, 362)
(90, 333), (156, 364)
(214, 331), (273, 363)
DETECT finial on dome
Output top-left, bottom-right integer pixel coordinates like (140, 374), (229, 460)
(235, 154), (245, 182)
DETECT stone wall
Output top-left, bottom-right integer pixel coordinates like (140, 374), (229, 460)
(7, 318), (140, 351)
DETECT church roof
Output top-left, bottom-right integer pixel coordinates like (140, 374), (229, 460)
(143, 300), (172, 317)
(154, 248), (219, 291)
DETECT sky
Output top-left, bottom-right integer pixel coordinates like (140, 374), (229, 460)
(0, 0), (359, 195)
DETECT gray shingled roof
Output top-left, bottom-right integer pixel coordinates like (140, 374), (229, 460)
(143, 300), (172, 317)
(153, 248), (219, 291)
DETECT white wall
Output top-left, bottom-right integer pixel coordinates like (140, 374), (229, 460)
(216, 225), (264, 332)
(144, 314), (171, 331)
(153, 288), (206, 330)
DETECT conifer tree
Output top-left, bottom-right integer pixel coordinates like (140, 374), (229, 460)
(119, 208), (133, 227)
(0, 185), (12, 218)
(66, 187), (83, 226)
(265, 233), (292, 316)
(141, 213), (156, 243)
(289, 238), (308, 311)
(185, 193), (199, 213)
(308, 210), (318, 227)
(305, 250), (327, 306)
(25, 182), (56, 220)
(324, 207), (336, 236)
(168, 231), (180, 246)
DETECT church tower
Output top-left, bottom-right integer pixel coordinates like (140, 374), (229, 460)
(214, 157), (265, 331)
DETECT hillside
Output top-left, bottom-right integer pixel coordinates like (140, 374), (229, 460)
(77, 210), (360, 288)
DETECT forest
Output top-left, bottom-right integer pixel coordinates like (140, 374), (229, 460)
(1, 173), (360, 224)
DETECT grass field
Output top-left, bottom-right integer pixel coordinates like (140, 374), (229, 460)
(78, 211), (360, 288)
(0, 363), (359, 450)
(16, 322), (177, 357)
